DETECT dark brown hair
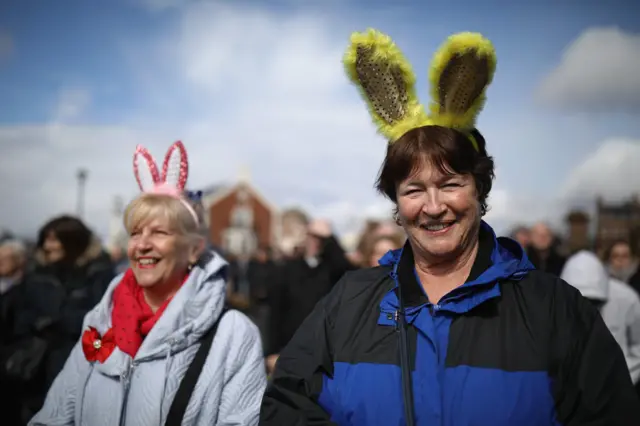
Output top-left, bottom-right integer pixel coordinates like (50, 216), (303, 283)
(375, 125), (495, 216)
(37, 215), (93, 265)
(605, 239), (635, 260)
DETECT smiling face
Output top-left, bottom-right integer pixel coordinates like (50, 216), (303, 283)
(127, 216), (193, 288)
(396, 158), (481, 263)
(124, 194), (203, 290)
(375, 126), (494, 265)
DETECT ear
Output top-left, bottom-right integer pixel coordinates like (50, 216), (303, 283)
(133, 145), (161, 191)
(161, 141), (189, 190)
(427, 32), (497, 131)
(343, 29), (431, 142)
(188, 235), (206, 264)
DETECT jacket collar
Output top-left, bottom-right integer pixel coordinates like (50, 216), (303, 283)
(379, 221), (535, 320)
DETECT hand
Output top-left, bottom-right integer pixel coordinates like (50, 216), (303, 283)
(308, 219), (332, 238)
(266, 354), (279, 375)
(347, 251), (363, 266)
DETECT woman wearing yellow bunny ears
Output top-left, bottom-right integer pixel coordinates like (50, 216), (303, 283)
(259, 29), (640, 426)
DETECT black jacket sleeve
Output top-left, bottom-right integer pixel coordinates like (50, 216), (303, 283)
(553, 280), (640, 424)
(260, 274), (346, 426)
(58, 262), (115, 337)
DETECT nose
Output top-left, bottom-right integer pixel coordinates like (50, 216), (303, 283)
(422, 188), (447, 218)
(135, 232), (153, 251)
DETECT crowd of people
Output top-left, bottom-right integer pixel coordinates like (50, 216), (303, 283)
(0, 197), (407, 424)
(1, 28), (639, 426)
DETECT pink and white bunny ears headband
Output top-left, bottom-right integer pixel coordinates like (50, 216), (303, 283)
(133, 141), (199, 225)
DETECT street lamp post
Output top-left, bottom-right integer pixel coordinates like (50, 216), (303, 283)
(76, 168), (88, 218)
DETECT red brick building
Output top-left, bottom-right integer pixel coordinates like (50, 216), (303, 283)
(595, 195), (640, 256)
(202, 180), (279, 257)
(564, 210), (591, 256)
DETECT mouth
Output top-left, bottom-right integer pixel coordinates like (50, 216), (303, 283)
(136, 257), (161, 269)
(420, 221), (456, 235)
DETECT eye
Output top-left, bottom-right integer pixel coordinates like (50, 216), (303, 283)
(403, 188), (421, 195)
(442, 182), (462, 188)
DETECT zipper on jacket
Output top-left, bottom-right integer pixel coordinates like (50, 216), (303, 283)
(119, 362), (136, 426)
(395, 309), (416, 426)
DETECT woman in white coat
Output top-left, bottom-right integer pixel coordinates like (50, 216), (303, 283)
(30, 141), (266, 426)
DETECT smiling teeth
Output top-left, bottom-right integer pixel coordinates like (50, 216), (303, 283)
(139, 259), (158, 265)
(425, 223), (449, 231)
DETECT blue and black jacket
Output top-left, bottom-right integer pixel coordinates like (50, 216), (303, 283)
(260, 222), (640, 425)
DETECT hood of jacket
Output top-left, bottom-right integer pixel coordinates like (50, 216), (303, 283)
(561, 250), (609, 301)
(83, 250), (228, 363)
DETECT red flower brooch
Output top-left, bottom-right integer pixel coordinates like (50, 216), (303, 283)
(81, 327), (116, 363)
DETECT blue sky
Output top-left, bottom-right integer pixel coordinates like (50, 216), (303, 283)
(1, 0), (640, 239)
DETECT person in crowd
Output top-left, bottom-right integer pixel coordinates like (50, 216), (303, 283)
(561, 250), (640, 387)
(527, 222), (566, 276)
(33, 215), (116, 384)
(265, 216), (355, 375)
(0, 239), (27, 297)
(366, 234), (405, 267)
(31, 141), (266, 426)
(0, 239), (62, 425)
(605, 240), (640, 293)
(227, 246), (276, 354)
(351, 221), (404, 268)
(260, 30), (640, 425)
(352, 220), (383, 266)
(509, 225), (530, 249)
(108, 243), (130, 275)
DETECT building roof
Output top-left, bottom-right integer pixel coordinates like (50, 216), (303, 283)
(202, 181), (278, 213)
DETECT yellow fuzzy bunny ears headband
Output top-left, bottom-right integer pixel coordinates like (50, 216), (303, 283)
(343, 29), (497, 151)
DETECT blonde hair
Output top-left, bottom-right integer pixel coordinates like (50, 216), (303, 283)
(124, 193), (201, 242)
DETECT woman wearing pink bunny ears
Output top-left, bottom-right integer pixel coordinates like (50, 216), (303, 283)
(31, 141), (266, 426)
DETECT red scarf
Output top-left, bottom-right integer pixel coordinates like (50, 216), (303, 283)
(111, 269), (186, 358)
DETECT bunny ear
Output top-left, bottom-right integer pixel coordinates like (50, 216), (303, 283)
(133, 145), (160, 191)
(161, 141), (189, 190)
(427, 32), (497, 132)
(343, 29), (431, 142)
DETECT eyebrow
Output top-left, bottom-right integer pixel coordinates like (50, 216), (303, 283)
(403, 175), (463, 187)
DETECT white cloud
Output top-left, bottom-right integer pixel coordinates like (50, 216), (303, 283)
(0, 3), (388, 240)
(4, 3), (636, 245)
(485, 138), (640, 237)
(312, 199), (394, 236)
(537, 27), (640, 111)
(560, 138), (640, 202)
